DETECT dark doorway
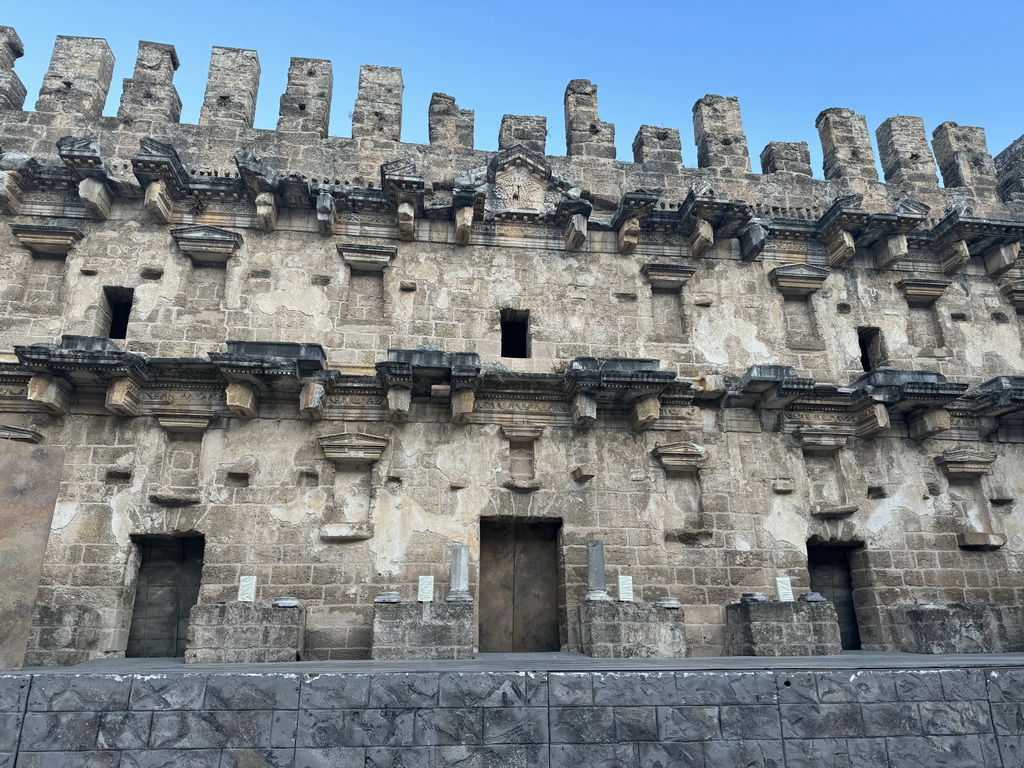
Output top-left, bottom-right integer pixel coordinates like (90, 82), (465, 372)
(479, 519), (560, 652)
(807, 544), (861, 650)
(126, 535), (204, 658)
(857, 327), (884, 372)
(104, 286), (134, 340)
(500, 309), (530, 358)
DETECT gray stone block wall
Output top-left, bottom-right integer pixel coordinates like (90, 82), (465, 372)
(578, 601), (687, 658)
(2, 665), (1023, 766)
(185, 602), (304, 663)
(371, 602), (474, 660)
(889, 603), (1024, 654)
(725, 601), (842, 656)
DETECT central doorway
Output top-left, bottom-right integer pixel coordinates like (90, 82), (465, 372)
(807, 544), (861, 650)
(478, 519), (561, 652)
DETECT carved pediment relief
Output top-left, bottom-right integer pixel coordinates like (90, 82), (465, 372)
(936, 447), (997, 477)
(454, 145), (585, 223)
(652, 442), (707, 475)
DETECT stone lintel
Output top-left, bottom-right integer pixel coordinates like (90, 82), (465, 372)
(896, 278), (951, 305)
(338, 243), (396, 270)
(652, 442), (707, 475)
(936, 447), (997, 477)
(768, 263), (829, 296)
(318, 432), (388, 466)
(171, 225), (243, 265)
(153, 409), (216, 433)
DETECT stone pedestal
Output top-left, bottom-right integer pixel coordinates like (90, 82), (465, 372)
(185, 602), (305, 663)
(0, 441), (65, 671)
(889, 603), (1024, 653)
(578, 602), (687, 658)
(371, 602), (474, 660)
(725, 601), (842, 656)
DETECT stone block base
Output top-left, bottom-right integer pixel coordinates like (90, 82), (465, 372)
(725, 601), (841, 656)
(578, 601), (687, 658)
(371, 602), (474, 660)
(185, 602), (304, 663)
(889, 602), (1024, 653)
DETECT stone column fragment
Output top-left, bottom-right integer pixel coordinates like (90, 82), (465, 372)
(446, 545), (472, 603)
(875, 116), (938, 187)
(564, 79), (615, 159)
(351, 65), (403, 141)
(199, 47), (260, 129)
(932, 122), (997, 194)
(632, 125), (682, 165)
(428, 92), (474, 149)
(760, 142), (812, 176)
(586, 540), (612, 601)
(498, 115), (547, 153)
(35, 36), (114, 117)
(278, 57), (333, 137)
(815, 108), (878, 182)
(118, 41), (182, 123)
(0, 26), (26, 110)
(692, 94), (751, 173)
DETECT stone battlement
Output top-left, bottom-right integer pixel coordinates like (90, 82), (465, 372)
(0, 28), (1023, 224)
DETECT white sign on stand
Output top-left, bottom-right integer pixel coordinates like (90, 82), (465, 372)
(418, 575), (434, 602)
(776, 576), (794, 602)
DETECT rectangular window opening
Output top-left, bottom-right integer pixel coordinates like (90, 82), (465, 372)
(857, 327), (884, 372)
(104, 286), (134, 340)
(500, 309), (530, 358)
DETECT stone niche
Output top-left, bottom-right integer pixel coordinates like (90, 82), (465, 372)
(888, 603), (1024, 654)
(370, 602), (474, 660)
(185, 602), (305, 663)
(578, 601), (687, 658)
(725, 600), (842, 656)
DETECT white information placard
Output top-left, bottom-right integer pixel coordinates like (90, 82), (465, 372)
(618, 575), (634, 602)
(776, 576), (794, 602)
(238, 575), (256, 602)
(418, 575), (435, 602)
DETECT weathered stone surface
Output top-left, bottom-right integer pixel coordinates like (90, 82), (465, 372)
(725, 601), (842, 656)
(578, 601), (686, 658)
(371, 603), (474, 660)
(0, 443), (64, 671)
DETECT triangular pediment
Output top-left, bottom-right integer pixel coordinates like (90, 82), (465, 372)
(318, 432), (389, 465)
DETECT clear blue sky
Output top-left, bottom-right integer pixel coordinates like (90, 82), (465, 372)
(4, 1), (1022, 176)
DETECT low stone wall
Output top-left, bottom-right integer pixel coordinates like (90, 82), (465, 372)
(3, 664), (1023, 766)
(578, 601), (687, 658)
(185, 602), (304, 663)
(725, 601), (842, 656)
(889, 603), (1024, 654)
(371, 602), (474, 660)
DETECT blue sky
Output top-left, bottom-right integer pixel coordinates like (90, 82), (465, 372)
(4, 1), (1022, 176)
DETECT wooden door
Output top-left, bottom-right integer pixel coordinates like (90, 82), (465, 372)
(479, 520), (560, 652)
(807, 545), (861, 650)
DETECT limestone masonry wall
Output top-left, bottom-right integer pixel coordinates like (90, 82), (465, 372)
(2, 26), (1024, 663)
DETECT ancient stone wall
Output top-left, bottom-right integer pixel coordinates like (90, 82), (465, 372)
(1, 27), (1024, 663)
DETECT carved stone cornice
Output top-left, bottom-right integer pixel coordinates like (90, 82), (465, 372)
(10, 224), (84, 257)
(318, 432), (388, 466)
(768, 263), (829, 296)
(896, 278), (952, 306)
(936, 447), (997, 477)
(641, 263), (696, 290)
(171, 225), (243, 264)
(338, 242), (396, 270)
(652, 442), (707, 475)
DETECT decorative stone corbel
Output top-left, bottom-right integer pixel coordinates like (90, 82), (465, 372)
(397, 200), (415, 241)
(78, 176), (112, 220)
(451, 388), (475, 425)
(571, 391), (597, 428)
(611, 188), (660, 255)
(873, 234), (908, 270)
(27, 374), (71, 415)
(564, 212), (587, 250)
(225, 382), (259, 419)
(908, 407), (951, 440)
(144, 179), (173, 224)
(299, 381), (327, 420)
(985, 242), (1020, 278)
(689, 217), (714, 259)
(941, 238), (971, 275)
(0, 169), (24, 214)
(825, 229), (855, 267)
(854, 399), (890, 437)
(629, 394), (661, 431)
(105, 378), (142, 416)
(454, 205), (474, 245)
(316, 190), (336, 235)
(386, 386), (412, 422)
(254, 191), (278, 232)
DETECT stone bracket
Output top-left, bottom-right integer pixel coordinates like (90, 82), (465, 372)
(105, 378), (142, 416)
(27, 374), (71, 415)
(225, 382), (259, 419)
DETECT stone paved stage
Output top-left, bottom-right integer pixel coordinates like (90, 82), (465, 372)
(4, 652), (1024, 767)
